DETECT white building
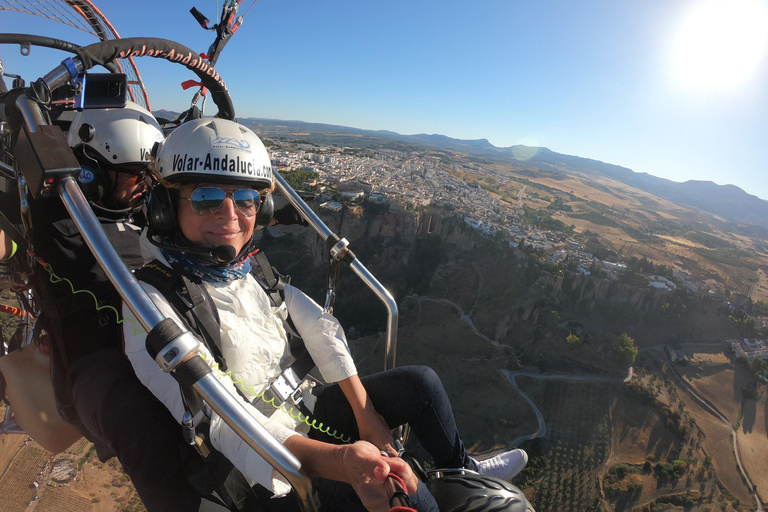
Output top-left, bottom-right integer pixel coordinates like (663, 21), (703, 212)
(601, 260), (627, 272)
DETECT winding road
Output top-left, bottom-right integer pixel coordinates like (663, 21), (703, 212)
(501, 369), (633, 447)
(411, 293), (763, 511)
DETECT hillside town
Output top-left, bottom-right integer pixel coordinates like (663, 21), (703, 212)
(269, 141), (713, 300)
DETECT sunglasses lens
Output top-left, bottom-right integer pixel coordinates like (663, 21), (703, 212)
(189, 187), (261, 217)
(190, 187), (226, 216)
(232, 189), (260, 217)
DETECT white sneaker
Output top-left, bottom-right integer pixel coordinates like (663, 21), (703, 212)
(470, 449), (528, 480)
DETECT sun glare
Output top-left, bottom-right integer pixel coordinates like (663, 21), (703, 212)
(513, 138), (539, 161)
(670, 0), (768, 92)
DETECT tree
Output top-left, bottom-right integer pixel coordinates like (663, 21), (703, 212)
(730, 315), (760, 337)
(619, 270), (650, 288)
(747, 356), (767, 378)
(282, 168), (319, 189)
(544, 309), (561, 331)
(361, 198), (389, 219)
(606, 332), (638, 365)
(566, 332), (580, 346)
(587, 261), (601, 277)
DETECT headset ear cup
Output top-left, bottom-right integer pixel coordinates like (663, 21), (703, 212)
(147, 185), (176, 239)
(255, 193), (274, 231)
(75, 163), (107, 203)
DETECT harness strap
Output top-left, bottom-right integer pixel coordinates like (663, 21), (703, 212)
(135, 255), (313, 409)
(134, 261), (224, 416)
(181, 273), (227, 371)
(250, 251), (300, 342)
(134, 260), (228, 371)
(0, 212), (28, 256)
(261, 349), (315, 408)
(252, 251), (284, 293)
(135, 254), (318, 407)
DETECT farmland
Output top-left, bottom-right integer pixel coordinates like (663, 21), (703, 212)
(517, 379), (611, 512)
(504, 344), (765, 512)
(0, 442), (49, 511)
(0, 417), (144, 512)
(677, 345), (768, 505)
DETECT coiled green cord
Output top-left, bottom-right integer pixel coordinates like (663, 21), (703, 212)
(205, 356), (352, 443)
(33, 251), (351, 443)
(32, 251), (143, 335)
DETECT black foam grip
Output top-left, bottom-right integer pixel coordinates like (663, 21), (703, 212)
(342, 248), (356, 264)
(174, 356), (212, 389)
(146, 317), (184, 359)
(78, 37), (234, 119)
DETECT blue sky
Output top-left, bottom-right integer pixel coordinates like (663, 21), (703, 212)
(2, 0), (768, 199)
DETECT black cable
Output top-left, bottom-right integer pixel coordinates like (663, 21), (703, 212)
(0, 34), (116, 73)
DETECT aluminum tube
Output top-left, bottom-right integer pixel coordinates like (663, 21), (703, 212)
(58, 177), (317, 511)
(0, 161), (15, 180)
(14, 95), (46, 134)
(58, 178), (163, 332)
(273, 171), (400, 369)
(192, 374), (317, 512)
(41, 63), (83, 93)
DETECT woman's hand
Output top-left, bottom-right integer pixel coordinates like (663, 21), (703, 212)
(341, 441), (418, 512)
(336, 376), (397, 456)
(357, 408), (397, 457)
(283, 436), (418, 512)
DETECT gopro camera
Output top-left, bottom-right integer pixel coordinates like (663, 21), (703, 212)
(74, 73), (127, 110)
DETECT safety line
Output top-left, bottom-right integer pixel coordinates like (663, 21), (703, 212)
(30, 250), (143, 335)
(204, 355), (352, 443)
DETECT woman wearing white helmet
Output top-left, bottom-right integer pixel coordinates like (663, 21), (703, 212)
(123, 118), (527, 511)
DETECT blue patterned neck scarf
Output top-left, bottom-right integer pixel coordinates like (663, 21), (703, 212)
(161, 248), (254, 283)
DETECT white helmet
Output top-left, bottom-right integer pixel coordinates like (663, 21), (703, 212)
(68, 100), (164, 166)
(154, 118), (273, 189)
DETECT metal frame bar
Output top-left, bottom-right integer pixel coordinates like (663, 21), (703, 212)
(6, 81), (320, 511)
(273, 171), (400, 370)
(3, 54), (401, 511)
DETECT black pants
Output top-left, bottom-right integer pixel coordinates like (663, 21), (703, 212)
(258, 366), (464, 511)
(70, 348), (203, 512)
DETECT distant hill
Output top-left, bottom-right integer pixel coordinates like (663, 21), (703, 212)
(509, 147), (768, 231)
(152, 112), (768, 230)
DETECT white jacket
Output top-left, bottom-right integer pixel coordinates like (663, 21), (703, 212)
(122, 235), (358, 493)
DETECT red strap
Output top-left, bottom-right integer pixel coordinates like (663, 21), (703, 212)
(381, 453), (417, 511)
(388, 473), (408, 490)
(181, 80), (202, 90)
(387, 473), (416, 512)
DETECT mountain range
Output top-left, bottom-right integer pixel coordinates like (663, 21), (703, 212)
(154, 112), (768, 231)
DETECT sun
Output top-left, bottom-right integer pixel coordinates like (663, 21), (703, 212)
(669, 0), (768, 92)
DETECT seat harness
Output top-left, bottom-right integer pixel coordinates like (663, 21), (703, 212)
(133, 250), (315, 511)
(134, 250), (315, 415)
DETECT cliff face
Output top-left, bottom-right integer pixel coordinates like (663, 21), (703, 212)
(559, 274), (669, 312)
(279, 205), (484, 269)
(484, 273), (671, 345)
(270, 204), (673, 343)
